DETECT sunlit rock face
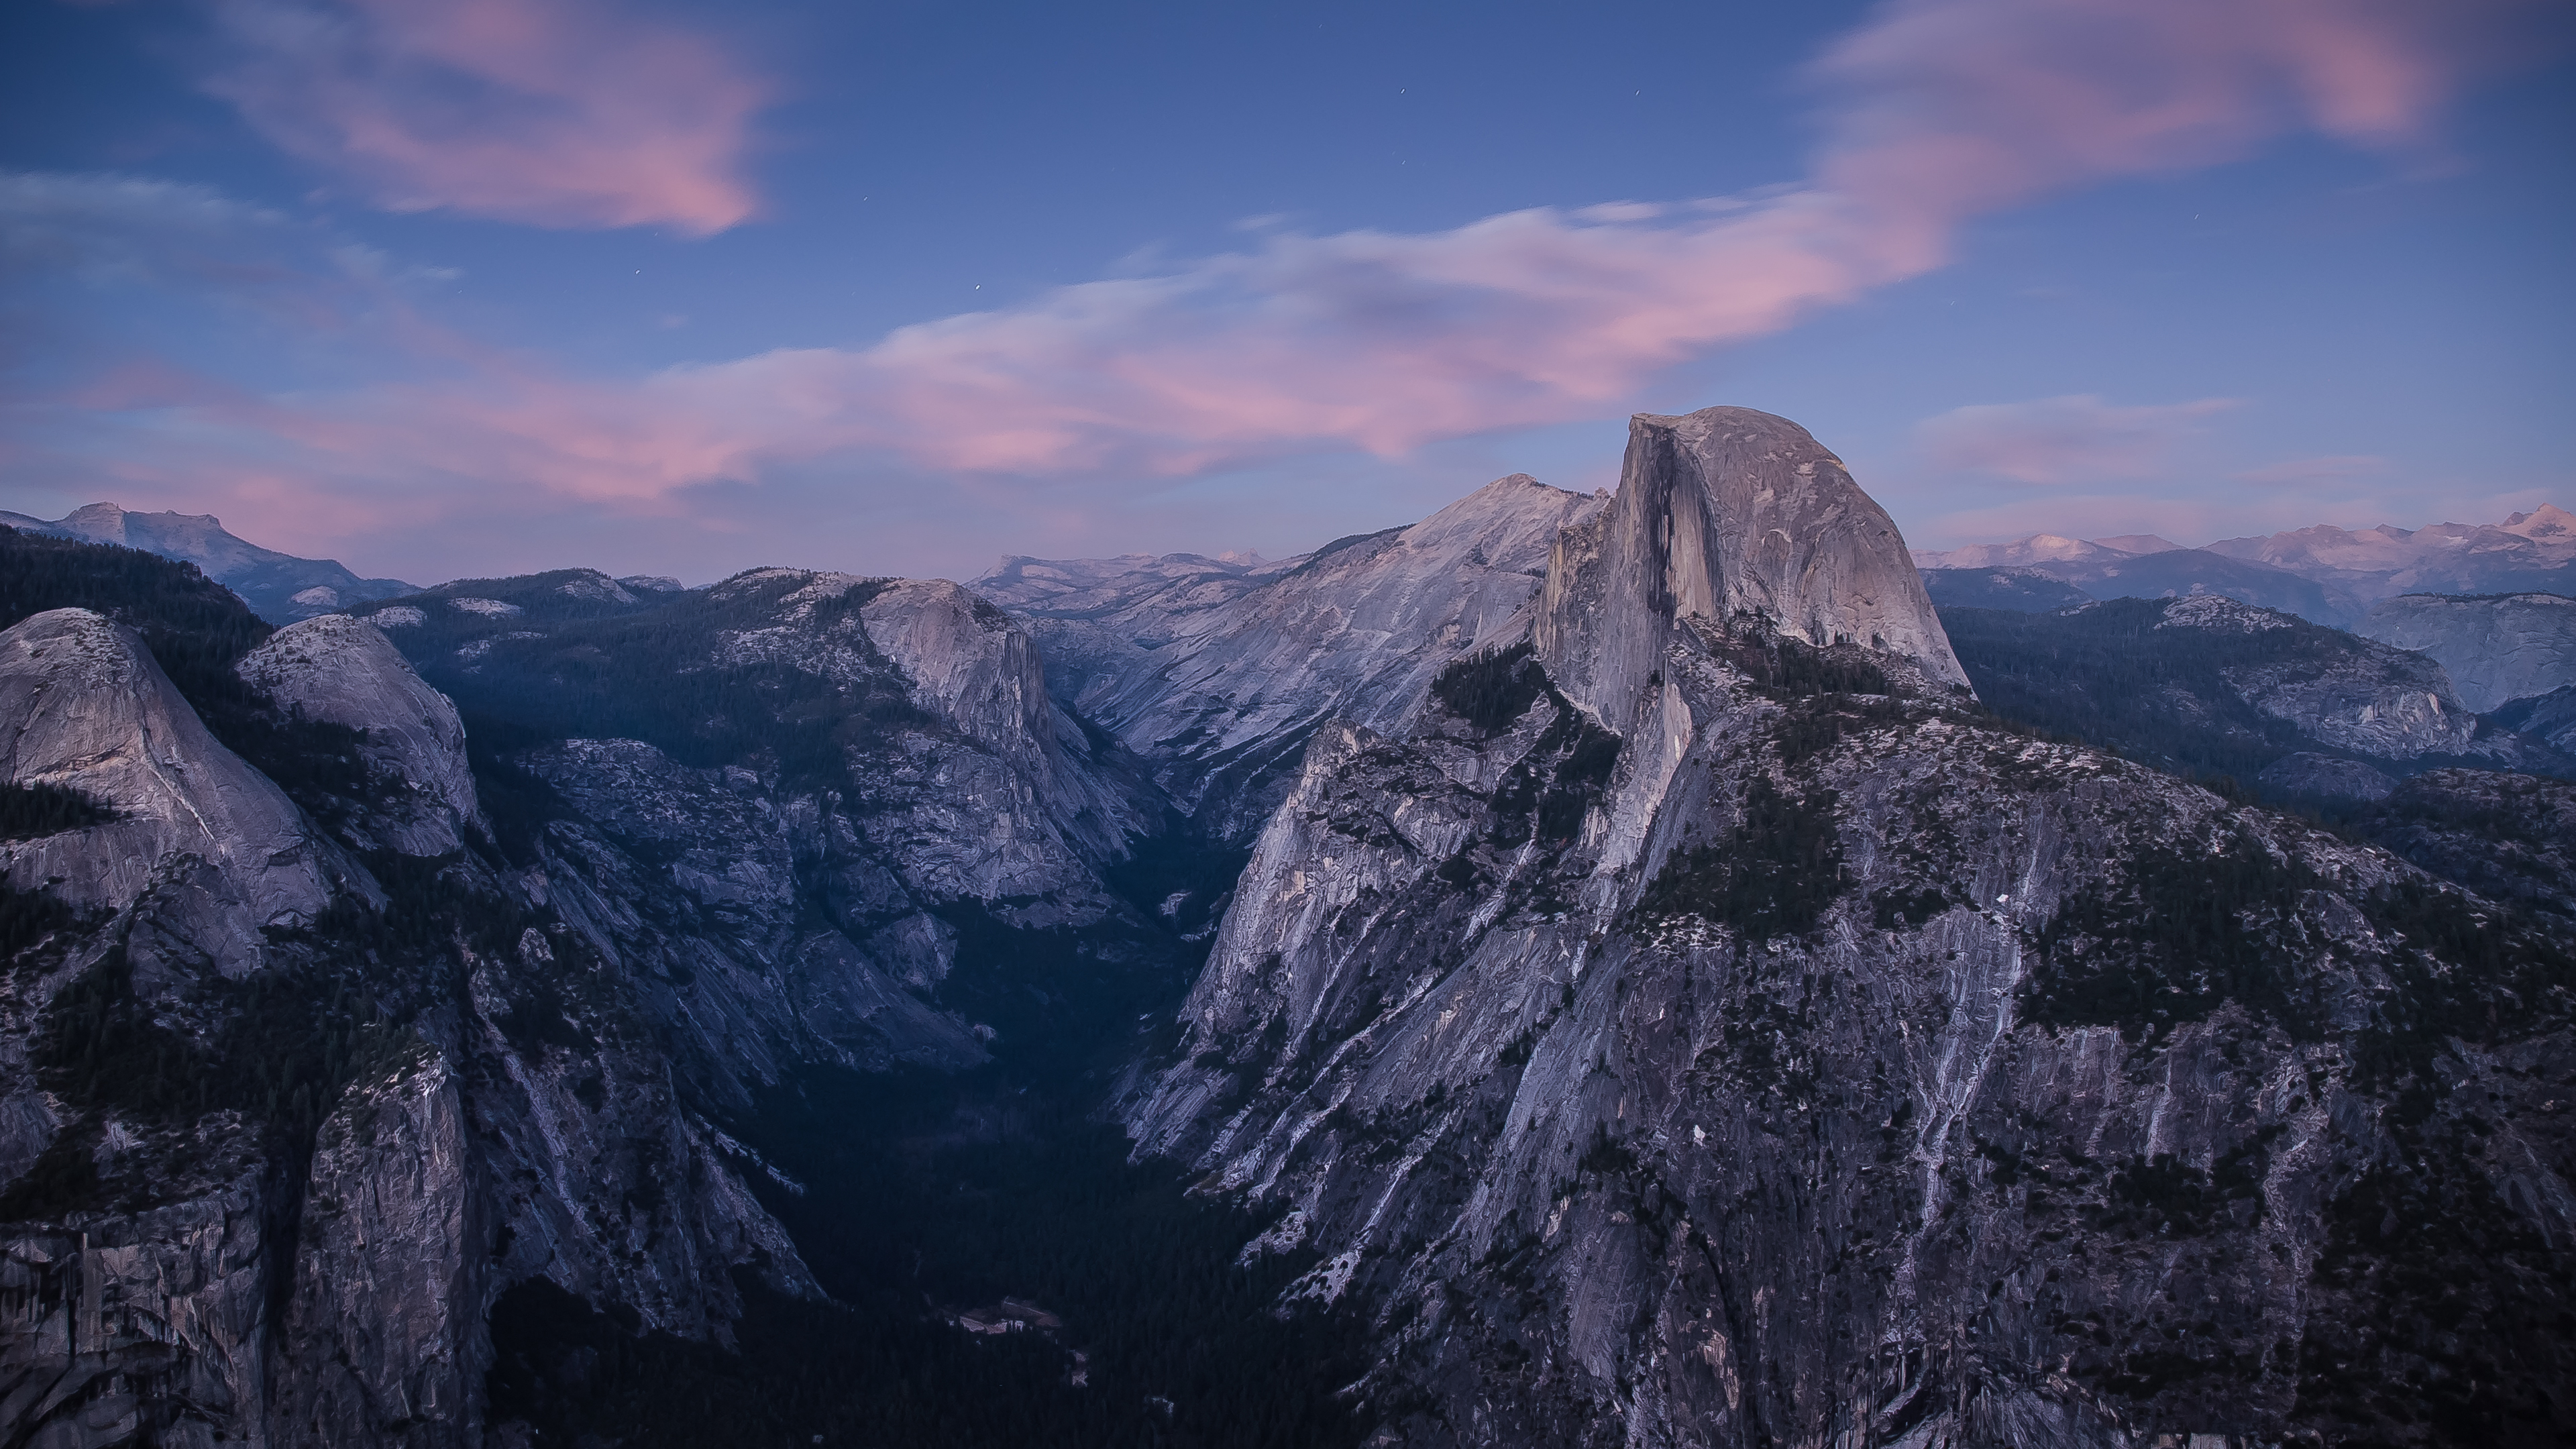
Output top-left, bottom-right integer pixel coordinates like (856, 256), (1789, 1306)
(1126, 409), (2576, 1448)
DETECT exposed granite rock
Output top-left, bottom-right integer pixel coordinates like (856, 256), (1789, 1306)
(1, 608), (335, 971)
(275, 1048), (484, 1447)
(994, 475), (1603, 841)
(237, 614), (482, 856)
(2360, 591), (2576, 713)
(2157, 596), (2485, 761)
(0, 1121), (273, 1449)
(1126, 413), (2576, 1447)
(1537, 407), (1966, 737)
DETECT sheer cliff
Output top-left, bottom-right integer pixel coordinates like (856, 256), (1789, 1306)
(1124, 409), (2576, 1447)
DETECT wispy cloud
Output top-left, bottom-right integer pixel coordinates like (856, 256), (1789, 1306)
(2235, 453), (2387, 484)
(195, 0), (769, 233)
(1917, 394), (2241, 484)
(9, 0), (2549, 566)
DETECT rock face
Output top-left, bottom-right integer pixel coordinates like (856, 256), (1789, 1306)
(1538, 409), (1966, 736)
(237, 614), (482, 856)
(989, 474), (1605, 841)
(2496, 684), (2576, 754)
(0, 504), (416, 623)
(1, 608), (334, 968)
(2360, 591), (2576, 714)
(0, 542), (1178, 1447)
(1126, 411), (2576, 1446)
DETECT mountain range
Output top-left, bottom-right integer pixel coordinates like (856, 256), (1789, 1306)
(0, 504), (419, 625)
(3, 413), (2573, 1448)
(1917, 504), (2576, 628)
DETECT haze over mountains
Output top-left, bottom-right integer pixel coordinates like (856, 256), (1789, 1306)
(1917, 504), (2576, 628)
(3, 410), (2575, 1448)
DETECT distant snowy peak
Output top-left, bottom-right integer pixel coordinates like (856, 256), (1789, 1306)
(1912, 531), (2174, 570)
(2204, 504), (2576, 598)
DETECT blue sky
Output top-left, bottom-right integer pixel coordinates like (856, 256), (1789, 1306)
(3, 0), (2570, 586)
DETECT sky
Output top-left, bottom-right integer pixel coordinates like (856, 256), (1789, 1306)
(2, 0), (2571, 588)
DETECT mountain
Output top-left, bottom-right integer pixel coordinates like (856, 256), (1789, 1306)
(2208, 504), (2576, 600)
(2359, 592), (2576, 713)
(1917, 506), (2576, 627)
(1937, 595), (2573, 796)
(1919, 566), (2101, 612)
(1125, 407), (2576, 1447)
(0, 502), (417, 623)
(8, 411), (2576, 1448)
(2497, 686), (2576, 755)
(0, 532), (1340, 1447)
(979, 474), (1607, 843)
(1915, 533), (2355, 623)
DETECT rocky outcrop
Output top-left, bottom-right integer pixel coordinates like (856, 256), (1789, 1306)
(992, 475), (1605, 841)
(275, 1049), (484, 1447)
(1, 608), (333, 971)
(2360, 591), (2576, 714)
(1538, 407), (1966, 735)
(2153, 596), (2484, 760)
(2496, 684), (2576, 754)
(238, 614), (482, 856)
(1126, 411), (2576, 1447)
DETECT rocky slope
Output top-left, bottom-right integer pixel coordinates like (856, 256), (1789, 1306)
(1, 506), (417, 623)
(987, 475), (1605, 843)
(1937, 594), (2572, 797)
(0, 537), (1184, 1446)
(1125, 409), (2576, 1448)
(2360, 591), (2576, 714)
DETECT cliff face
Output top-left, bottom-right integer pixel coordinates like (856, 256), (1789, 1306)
(1538, 408), (1966, 737)
(2361, 591), (2576, 714)
(237, 614), (482, 857)
(0, 549), (1173, 1446)
(1, 608), (335, 968)
(1125, 413), (2576, 1446)
(991, 475), (1604, 841)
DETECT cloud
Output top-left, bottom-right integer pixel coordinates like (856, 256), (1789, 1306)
(8, 0), (2550, 568)
(2235, 453), (2387, 484)
(1917, 394), (2241, 484)
(195, 0), (769, 233)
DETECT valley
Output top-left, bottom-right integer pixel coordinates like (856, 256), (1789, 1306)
(3, 409), (2573, 1448)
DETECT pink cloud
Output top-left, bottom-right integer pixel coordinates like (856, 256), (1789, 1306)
(1917, 394), (2241, 484)
(197, 0), (768, 233)
(11, 0), (2550, 564)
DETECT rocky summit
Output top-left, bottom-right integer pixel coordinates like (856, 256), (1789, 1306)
(3, 409), (2573, 1449)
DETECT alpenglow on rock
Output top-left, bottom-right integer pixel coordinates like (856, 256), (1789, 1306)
(1538, 406), (1968, 732)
